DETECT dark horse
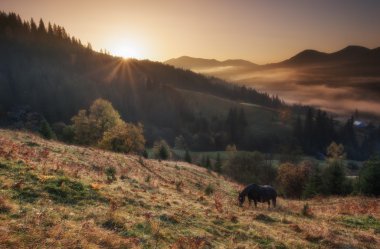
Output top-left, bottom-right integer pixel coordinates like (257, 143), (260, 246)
(238, 184), (277, 208)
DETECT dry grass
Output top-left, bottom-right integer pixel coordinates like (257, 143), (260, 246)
(0, 129), (379, 248)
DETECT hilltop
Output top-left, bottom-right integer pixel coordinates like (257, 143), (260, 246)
(0, 129), (379, 248)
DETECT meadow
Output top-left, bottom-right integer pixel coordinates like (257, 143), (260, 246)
(0, 129), (378, 248)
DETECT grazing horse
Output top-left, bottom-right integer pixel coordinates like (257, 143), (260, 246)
(238, 184), (277, 208)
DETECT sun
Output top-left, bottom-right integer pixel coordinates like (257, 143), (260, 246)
(109, 42), (145, 59)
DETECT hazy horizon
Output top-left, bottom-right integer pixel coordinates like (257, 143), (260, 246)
(1, 0), (380, 64)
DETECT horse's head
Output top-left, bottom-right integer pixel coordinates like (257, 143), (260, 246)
(238, 193), (245, 207)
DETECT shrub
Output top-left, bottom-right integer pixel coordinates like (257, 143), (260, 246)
(357, 157), (380, 196)
(301, 203), (313, 217)
(105, 167), (117, 183)
(99, 123), (145, 154)
(277, 161), (312, 198)
(204, 184), (214, 196)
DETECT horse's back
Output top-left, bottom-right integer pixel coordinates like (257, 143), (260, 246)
(260, 185), (277, 199)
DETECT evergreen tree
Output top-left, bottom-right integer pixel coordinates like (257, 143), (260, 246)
(142, 149), (149, 159)
(184, 149), (192, 163)
(293, 115), (303, 143)
(37, 19), (46, 34)
(226, 108), (238, 143)
(322, 142), (348, 195)
(30, 18), (37, 33)
(214, 153), (222, 173)
(205, 156), (211, 169)
(303, 167), (323, 198)
(153, 140), (171, 160)
(357, 157), (380, 196)
(303, 108), (314, 153)
(322, 160), (346, 195)
(39, 119), (56, 140)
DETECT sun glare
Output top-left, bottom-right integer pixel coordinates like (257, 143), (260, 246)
(109, 42), (145, 59)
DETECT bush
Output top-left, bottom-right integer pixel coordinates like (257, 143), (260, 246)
(205, 184), (214, 196)
(224, 151), (276, 184)
(105, 167), (117, 183)
(277, 161), (312, 198)
(99, 123), (145, 154)
(357, 157), (380, 196)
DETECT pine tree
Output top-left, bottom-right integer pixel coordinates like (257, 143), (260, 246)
(205, 156), (211, 169)
(39, 119), (56, 140)
(303, 108), (314, 153)
(358, 157), (380, 196)
(30, 18), (37, 33)
(184, 149), (192, 163)
(37, 19), (46, 34)
(142, 149), (149, 159)
(293, 115), (303, 143)
(214, 153), (222, 173)
(303, 167), (323, 198)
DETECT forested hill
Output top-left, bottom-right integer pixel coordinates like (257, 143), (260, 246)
(0, 12), (289, 150)
(0, 12), (282, 122)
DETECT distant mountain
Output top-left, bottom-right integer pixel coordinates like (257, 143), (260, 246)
(164, 45), (380, 117)
(278, 45), (380, 66)
(165, 56), (256, 69)
(166, 45), (380, 69)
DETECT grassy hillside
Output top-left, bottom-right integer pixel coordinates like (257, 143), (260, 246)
(0, 129), (379, 248)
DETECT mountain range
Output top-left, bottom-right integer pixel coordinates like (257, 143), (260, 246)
(165, 46), (380, 116)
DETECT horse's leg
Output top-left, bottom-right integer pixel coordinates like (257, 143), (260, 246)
(272, 198), (276, 208)
(267, 200), (270, 208)
(254, 200), (257, 208)
(248, 199), (252, 207)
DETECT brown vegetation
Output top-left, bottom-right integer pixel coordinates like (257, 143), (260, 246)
(0, 129), (379, 248)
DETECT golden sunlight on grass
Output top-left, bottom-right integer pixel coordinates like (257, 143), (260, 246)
(0, 129), (379, 248)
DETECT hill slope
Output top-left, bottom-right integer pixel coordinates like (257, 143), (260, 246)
(0, 129), (379, 248)
(165, 46), (380, 116)
(0, 11), (284, 150)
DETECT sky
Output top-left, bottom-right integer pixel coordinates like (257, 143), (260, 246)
(1, 0), (380, 63)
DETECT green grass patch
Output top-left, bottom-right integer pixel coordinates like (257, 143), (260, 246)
(24, 141), (40, 147)
(159, 214), (179, 224)
(44, 177), (104, 205)
(339, 215), (380, 231)
(14, 187), (40, 203)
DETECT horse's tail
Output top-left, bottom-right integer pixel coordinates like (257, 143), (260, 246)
(272, 196), (276, 208)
